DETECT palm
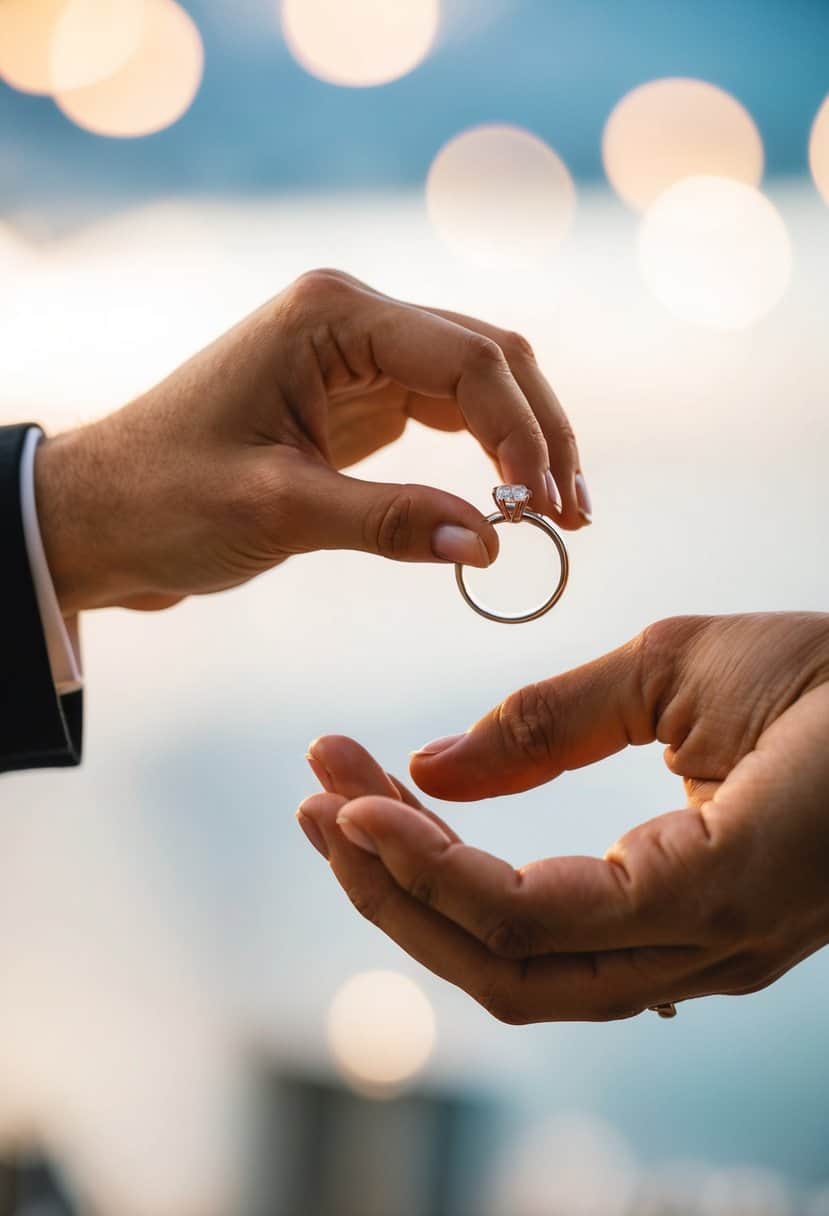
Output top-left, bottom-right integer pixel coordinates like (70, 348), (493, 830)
(299, 612), (829, 1021)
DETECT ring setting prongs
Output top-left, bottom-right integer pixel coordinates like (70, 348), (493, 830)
(493, 483), (531, 522)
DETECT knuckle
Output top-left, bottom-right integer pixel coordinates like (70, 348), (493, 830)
(465, 334), (507, 371)
(500, 330), (536, 363)
(638, 615), (714, 677)
(496, 683), (558, 766)
(638, 617), (686, 669)
(408, 870), (436, 908)
(634, 617), (704, 734)
(223, 462), (283, 538)
(596, 995), (642, 1023)
(721, 950), (777, 995)
(289, 267), (350, 311)
(698, 883), (751, 946)
(616, 830), (670, 916)
(558, 419), (578, 458)
(483, 916), (533, 961)
(366, 490), (416, 559)
(478, 976), (527, 1026)
(345, 885), (386, 928)
(590, 953), (647, 1022)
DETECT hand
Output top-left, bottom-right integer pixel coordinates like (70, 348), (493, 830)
(298, 613), (829, 1022)
(33, 268), (588, 614)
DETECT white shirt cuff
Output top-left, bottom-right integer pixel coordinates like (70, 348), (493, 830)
(20, 427), (83, 696)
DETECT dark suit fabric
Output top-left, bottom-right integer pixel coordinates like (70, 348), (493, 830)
(0, 424), (82, 773)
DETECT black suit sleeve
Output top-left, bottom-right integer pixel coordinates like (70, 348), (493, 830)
(0, 424), (83, 773)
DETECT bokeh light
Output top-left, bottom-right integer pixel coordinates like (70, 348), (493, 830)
(806, 1184), (829, 1216)
(634, 1161), (713, 1215)
(55, 0), (204, 138)
(492, 1114), (638, 1216)
(327, 971), (435, 1092)
(0, 221), (31, 280)
(808, 94), (829, 206)
(0, 0), (69, 94)
(50, 0), (147, 93)
(426, 124), (576, 266)
(0, 0), (147, 96)
(281, 0), (440, 88)
(638, 176), (792, 330)
(603, 78), (764, 212)
(699, 1166), (792, 1216)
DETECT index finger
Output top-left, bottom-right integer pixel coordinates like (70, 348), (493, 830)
(347, 284), (553, 511)
(421, 305), (588, 530)
(306, 733), (462, 843)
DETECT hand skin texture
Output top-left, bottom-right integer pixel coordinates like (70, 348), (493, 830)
(298, 613), (829, 1023)
(33, 269), (589, 616)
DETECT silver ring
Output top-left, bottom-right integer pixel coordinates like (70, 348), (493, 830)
(649, 1003), (678, 1019)
(455, 485), (569, 624)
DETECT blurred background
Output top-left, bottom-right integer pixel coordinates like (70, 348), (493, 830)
(1, 0), (828, 1212)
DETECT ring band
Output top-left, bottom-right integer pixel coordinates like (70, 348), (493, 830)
(650, 1003), (678, 1019)
(455, 486), (569, 625)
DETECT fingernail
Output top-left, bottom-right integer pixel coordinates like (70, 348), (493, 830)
(296, 810), (329, 860)
(544, 469), (563, 514)
(432, 525), (490, 568)
(575, 473), (592, 524)
(337, 815), (379, 856)
(412, 733), (464, 757)
(306, 751), (332, 790)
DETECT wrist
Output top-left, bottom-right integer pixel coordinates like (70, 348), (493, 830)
(34, 425), (129, 614)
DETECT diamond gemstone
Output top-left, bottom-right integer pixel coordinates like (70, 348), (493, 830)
(494, 484), (530, 502)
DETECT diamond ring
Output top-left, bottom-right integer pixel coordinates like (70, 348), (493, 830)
(454, 485), (569, 624)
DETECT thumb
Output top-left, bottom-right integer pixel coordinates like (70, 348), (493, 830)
(410, 632), (670, 800)
(291, 467), (499, 567)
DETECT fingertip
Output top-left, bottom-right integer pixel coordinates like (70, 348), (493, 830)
(410, 734), (465, 760)
(432, 524), (491, 568)
(337, 793), (404, 821)
(296, 805), (331, 860)
(408, 752), (468, 801)
(335, 794), (404, 844)
(297, 791), (348, 823)
(575, 473), (593, 525)
(336, 812), (380, 856)
(306, 749), (333, 790)
(480, 517), (500, 564)
(308, 733), (360, 764)
(551, 494), (590, 532)
(340, 794), (453, 849)
(545, 469), (563, 516)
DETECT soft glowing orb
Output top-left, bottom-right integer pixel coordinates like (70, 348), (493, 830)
(699, 1167), (792, 1216)
(327, 971), (435, 1092)
(634, 1162), (726, 1215)
(806, 1185), (829, 1216)
(0, 0), (146, 95)
(809, 95), (829, 206)
(494, 1114), (638, 1216)
(0, 221), (31, 277)
(50, 0), (147, 93)
(638, 176), (792, 330)
(281, 0), (440, 87)
(55, 0), (204, 138)
(426, 124), (576, 266)
(0, 0), (68, 94)
(603, 78), (764, 213)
